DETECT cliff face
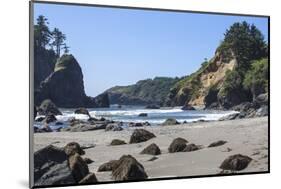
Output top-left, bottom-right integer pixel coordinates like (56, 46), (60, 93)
(105, 77), (179, 106)
(35, 54), (109, 108)
(166, 51), (237, 107)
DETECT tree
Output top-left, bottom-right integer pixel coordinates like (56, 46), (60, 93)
(62, 43), (70, 54)
(34, 15), (52, 49)
(51, 28), (66, 57)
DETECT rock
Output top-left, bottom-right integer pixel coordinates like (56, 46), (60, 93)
(110, 139), (127, 146)
(147, 156), (158, 161)
(168, 137), (188, 153)
(105, 123), (123, 131)
(138, 113), (148, 117)
(112, 155), (148, 181)
(145, 104), (160, 109)
(37, 99), (62, 116)
(162, 118), (180, 126)
(254, 93), (268, 107)
(88, 117), (98, 121)
(34, 54), (109, 108)
(219, 113), (239, 121)
(129, 122), (144, 127)
(219, 154), (252, 171)
(129, 129), (156, 144)
(83, 158), (94, 164)
(143, 121), (151, 126)
(34, 145), (75, 186)
(35, 117), (45, 122)
(44, 114), (57, 123)
(55, 121), (63, 125)
(255, 105), (268, 117)
(98, 160), (119, 172)
(68, 153), (89, 182)
(64, 142), (85, 156)
(74, 108), (90, 116)
(34, 126), (39, 133)
(181, 104), (195, 110)
(140, 143), (161, 155)
(61, 123), (106, 132)
(79, 173), (98, 184)
(208, 140), (227, 148)
(183, 143), (200, 152)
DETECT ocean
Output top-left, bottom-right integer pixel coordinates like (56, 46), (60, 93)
(34, 105), (238, 130)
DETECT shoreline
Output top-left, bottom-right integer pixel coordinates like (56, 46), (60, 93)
(34, 116), (269, 181)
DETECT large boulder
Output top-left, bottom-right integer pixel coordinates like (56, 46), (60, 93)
(168, 137), (188, 153)
(129, 129), (156, 144)
(79, 173), (98, 184)
(64, 142), (85, 156)
(112, 155), (148, 181)
(37, 99), (62, 116)
(219, 154), (252, 171)
(68, 153), (89, 182)
(162, 118), (180, 126)
(254, 93), (268, 107)
(34, 145), (76, 186)
(105, 123), (123, 131)
(35, 54), (109, 108)
(98, 160), (119, 172)
(140, 143), (161, 155)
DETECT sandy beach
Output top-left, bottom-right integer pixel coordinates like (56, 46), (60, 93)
(33, 116), (268, 181)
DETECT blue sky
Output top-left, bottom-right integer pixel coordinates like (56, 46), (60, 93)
(34, 3), (268, 97)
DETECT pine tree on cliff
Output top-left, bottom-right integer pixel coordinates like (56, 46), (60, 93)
(51, 28), (66, 57)
(34, 15), (52, 49)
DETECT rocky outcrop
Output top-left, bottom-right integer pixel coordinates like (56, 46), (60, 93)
(129, 129), (156, 144)
(219, 154), (252, 171)
(68, 153), (89, 182)
(37, 99), (62, 116)
(35, 54), (109, 108)
(112, 155), (148, 181)
(105, 77), (179, 106)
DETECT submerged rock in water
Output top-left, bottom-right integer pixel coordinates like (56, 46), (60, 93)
(138, 113), (148, 117)
(74, 108), (90, 116)
(44, 114), (57, 124)
(129, 129), (156, 144)
(112, 155), (148, 181)
(168, 137), (188, 153)
(162, 118), (180, 126)
(208, 140), (227, 148)
(140, 143), (161, 155)
(37, 99), (62, 116)
(220, 154), (252, 171)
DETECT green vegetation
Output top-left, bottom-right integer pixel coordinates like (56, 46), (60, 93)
(243, 58), (268, 99)
(106, 77), (180, 105)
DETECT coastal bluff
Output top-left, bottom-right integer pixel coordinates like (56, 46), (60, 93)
(35, 54), (109, 108)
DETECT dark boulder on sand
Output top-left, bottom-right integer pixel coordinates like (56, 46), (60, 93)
(83, 157), (94, 164)
(183, 143), (200, 152)
(220, 154), (252, 171)
(110, 139), (127, 146)
(162, 118), (180, 126)
(105, 123), (123, 131)
(112, 155), (148, 181)
(34, 145), (76, 186)
(79, 173), (98, 184)
(98, 160), (119, 172)
(68, 153), (89, 182)
(140, 143), (161, 155)
(37, 99), (62, 116)
(129, 129), (156, 144)
(208, 140), (227, 148)
(74, 108), (90, 116)
(64, 142), (85, 156)
(168, 137), (188, 153)
(34, 54), (109, 108)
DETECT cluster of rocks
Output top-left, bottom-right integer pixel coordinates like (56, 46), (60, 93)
(34, 142), (97, 186)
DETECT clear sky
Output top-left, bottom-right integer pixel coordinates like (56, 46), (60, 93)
(34, 3), (268, 97)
